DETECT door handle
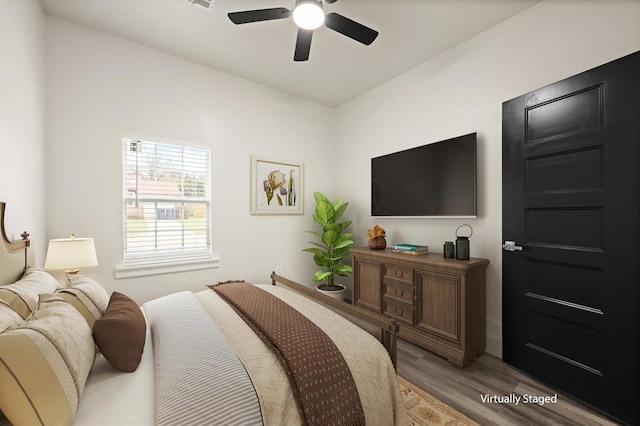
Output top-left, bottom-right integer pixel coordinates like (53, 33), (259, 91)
(503, 241), (523, 251)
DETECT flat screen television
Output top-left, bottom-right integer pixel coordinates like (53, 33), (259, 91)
(371, 132), (477, 217)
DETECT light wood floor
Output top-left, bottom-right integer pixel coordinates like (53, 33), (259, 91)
(396, 339), (621, 426)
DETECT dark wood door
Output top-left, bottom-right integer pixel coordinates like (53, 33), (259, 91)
(502, 51), (639, 425)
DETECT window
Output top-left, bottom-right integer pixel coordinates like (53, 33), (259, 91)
(121, 137), (212, 271)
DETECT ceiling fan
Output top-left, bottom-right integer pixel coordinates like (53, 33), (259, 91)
(227, 0), (379, 61)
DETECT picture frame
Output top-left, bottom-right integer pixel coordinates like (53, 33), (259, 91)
(251, 155), (304, 215)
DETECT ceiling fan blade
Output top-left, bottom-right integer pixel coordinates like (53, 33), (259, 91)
(294, 29), (313, 62)
(325, 12), (378, 45)
(228, 8), (291, 25)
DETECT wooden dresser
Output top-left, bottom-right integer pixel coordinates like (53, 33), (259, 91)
(351, 247), (489, 368)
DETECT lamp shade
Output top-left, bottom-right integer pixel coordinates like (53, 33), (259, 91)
(44, 236), (98, 271)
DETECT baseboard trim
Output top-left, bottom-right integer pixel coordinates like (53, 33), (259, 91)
(485, 318), (502, 358)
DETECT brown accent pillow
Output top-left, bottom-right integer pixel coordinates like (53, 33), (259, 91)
(93, 292), (146, 372)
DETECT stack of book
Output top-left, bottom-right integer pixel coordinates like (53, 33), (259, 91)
(391, 244), (429, 255)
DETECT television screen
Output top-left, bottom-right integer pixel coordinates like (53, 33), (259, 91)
(371, 133), (477, 217)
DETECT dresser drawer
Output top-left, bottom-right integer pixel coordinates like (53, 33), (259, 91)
(383, 298), (415, 326)
(384, 264), (414, 285)
(384, 282), (415, 305)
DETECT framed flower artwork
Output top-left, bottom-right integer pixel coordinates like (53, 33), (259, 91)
(250, 155), (304, 215)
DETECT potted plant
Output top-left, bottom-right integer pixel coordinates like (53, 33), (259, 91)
(303, 192), (355, 300)
(366, 225), (387, 250)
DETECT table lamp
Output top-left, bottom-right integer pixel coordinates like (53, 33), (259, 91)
(44, 234), (98, 284)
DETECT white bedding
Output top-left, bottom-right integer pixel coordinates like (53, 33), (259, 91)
(73, 310), (155, 426)
(145, 291), (263, 426)
(71, 285), (406, 426)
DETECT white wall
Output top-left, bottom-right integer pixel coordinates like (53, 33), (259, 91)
(17, 0), (640, 355)
(45, 17), (334, 303)
(0, 0), (47, 267)
(334, 0), (640, 356)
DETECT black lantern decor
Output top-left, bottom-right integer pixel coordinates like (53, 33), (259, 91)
(443, 241), (455, 258)
(455, 224), (473, 260)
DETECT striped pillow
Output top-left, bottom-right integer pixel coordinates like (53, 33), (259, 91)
(0, 268), (62, 315)
(0, 303), (23, 333)
(55, 275), (110, 328)
(40, 292), (98, 330)
(0, 296), (95, 426)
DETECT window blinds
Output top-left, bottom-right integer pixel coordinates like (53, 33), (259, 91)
(122, 138), (211, 265)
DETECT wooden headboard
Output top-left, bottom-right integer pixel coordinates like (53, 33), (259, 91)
(0, 202), (30, 285)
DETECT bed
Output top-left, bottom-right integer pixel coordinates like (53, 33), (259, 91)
(0, 202), (406, 426)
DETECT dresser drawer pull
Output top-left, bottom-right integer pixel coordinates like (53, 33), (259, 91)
(393, 288), (404, 297)
(393, 270), (403, 277)
(394, 307), (404, 315)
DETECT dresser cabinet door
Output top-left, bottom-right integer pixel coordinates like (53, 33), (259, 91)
(415, 270), (460, 343)
(353, 258), (383, 313)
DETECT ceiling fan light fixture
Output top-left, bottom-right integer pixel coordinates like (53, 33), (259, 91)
(228, 0), (378, 62)
(293, 2), (325, 30)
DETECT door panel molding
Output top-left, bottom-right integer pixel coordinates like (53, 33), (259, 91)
(525, 84), (604, 144)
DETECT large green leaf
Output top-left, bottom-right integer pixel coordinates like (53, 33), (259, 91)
(334, 239), (354, 250)
(336, 232), (353, 243)
(332, 197), (346, 211)
(303, 248), (330, 264)
(314, 192), (330, 205)
(323, 223), (341, 234)
(325, 253), (344, 261)
(313, 252), (330, 267)
(313, 270), (333, 282)
(302, 247), (324, 256)
(333, 246), (351, 258)
(315, 200), (335, 224)
(335, 264), (353, 276)
(322, 229), (339, 246)
(333, 201), (348, 221)
(338, 220), (353, 231)
(334, 233), (354, 249)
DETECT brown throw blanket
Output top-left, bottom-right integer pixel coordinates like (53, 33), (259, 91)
(209, 281), (365, 426)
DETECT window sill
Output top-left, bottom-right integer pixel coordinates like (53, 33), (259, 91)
(114, 256), (220, 279)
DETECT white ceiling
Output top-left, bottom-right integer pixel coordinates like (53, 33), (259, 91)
(41, 0), (540, 107)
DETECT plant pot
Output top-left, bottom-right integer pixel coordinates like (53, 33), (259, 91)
(316, 284), (346, 302)
(368, 236), (387, 250)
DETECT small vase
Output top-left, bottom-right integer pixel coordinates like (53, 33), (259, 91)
(368, 236), (387, 250)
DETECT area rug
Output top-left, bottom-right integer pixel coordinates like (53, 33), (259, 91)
(398, 376), (478, 426)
